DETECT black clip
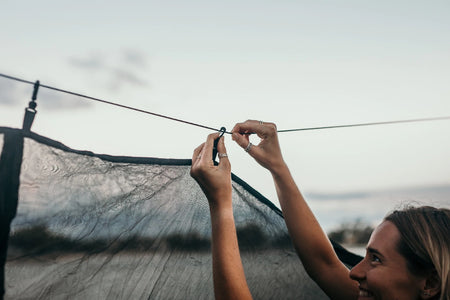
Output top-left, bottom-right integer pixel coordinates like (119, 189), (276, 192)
(22, 80), (40, 132)
(213, 127), (226, 164)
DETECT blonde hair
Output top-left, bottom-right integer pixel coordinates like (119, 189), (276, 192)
(384, 206), (449, 300)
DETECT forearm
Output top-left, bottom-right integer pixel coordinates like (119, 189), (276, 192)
(271, 164), (337, 272)
(190, 133), (250, 299)
(230, 120), (357, 299)
(271, 164), (357, 299)
(209, 202), (252, 300)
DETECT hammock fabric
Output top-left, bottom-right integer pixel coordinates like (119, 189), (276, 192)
(0, 127), (361, 300)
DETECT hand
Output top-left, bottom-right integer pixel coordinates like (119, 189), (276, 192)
(191, 133), (232, 208)
(232, 120), (286, 174)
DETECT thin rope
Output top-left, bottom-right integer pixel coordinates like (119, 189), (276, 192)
(1, 72), (450, 134)
(0, 73), (228, 133)
(277, 116), (450, 132)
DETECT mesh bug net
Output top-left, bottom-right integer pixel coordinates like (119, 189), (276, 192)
(0, 127), (361, 300)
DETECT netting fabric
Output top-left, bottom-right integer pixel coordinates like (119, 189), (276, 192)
(0, 128), (358, 299)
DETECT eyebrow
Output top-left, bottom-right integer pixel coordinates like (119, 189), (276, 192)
(366, 247), (385, 258)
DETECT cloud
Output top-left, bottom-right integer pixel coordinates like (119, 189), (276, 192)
(68, 54), (105, 70)
(0, 79), (22, 106)
(1, 49), (151, 111)
(121, 49), (149, 68)
(108, 68), (147, 91)
(37, 89), (92, 110)
(0, 76), (91, 110)
(68, 50), (150, 92)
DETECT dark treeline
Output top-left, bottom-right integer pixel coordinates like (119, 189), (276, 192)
(327, 220), (374, 245)
(8, 223), (293, 256)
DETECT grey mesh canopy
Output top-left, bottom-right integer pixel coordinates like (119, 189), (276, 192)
(0, 127), (361, 299)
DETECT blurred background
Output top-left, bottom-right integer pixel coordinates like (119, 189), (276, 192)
(1, 1), (449, 235)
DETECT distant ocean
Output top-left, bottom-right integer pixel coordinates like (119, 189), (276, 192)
(305, 184), (450, 233)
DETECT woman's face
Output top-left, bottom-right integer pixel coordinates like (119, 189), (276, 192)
(349, 221), (426, 300)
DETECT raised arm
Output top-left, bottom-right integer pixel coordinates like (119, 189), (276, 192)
(231, 120), (358, 300)
(190, 133), (252, 300)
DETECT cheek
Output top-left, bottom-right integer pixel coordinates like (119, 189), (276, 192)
(366, 270), (421, 299)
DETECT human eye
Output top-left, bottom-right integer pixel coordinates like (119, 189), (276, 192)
(365, 248), (383, 265)
(370, 254), (381, 264)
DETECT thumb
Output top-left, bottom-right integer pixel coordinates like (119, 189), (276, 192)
(232, 132), (249, 150)
(232, 132), (261, 159)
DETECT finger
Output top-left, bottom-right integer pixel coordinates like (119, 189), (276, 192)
(231, 120), (276, 138)
(192, 143), (205, 165)
(231, 122), (252, 149)
(231, 130), (250, 149)
(231, 120), (259, 135)
(231, 132), (260, 159)
(201, 132), (220, 163)
(254, 121), (277, 141)
(232, 119), (272, 133)
(232, 120), (276, 139)
(217, 136), (231, 169)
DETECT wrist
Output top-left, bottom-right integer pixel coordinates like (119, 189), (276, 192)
(269, 161), (289, 179)
(209, 200), (234, 220)
(207, 191), (233, 211)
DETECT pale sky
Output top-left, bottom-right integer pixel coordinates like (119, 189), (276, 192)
(1, 1), (450, 209)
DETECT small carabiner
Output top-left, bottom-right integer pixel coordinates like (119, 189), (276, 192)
(212, 127), (226, 164)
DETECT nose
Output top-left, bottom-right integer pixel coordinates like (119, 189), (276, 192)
(349, 258), (367, 282)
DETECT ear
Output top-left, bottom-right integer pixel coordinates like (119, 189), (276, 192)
(420, 270), (440, 299)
